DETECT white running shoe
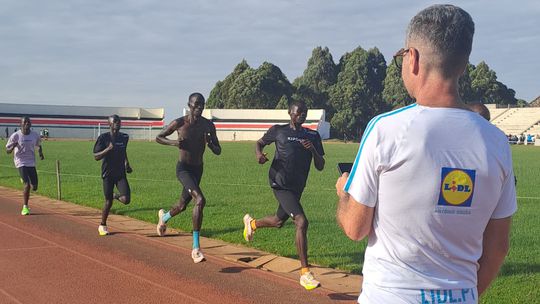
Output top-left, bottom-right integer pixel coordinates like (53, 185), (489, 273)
(191, 248), (205, 263)
(157, 209), (167, 236)
(243, 214), (254, 242)
(98, 225), (109, 236)
(300, 272), (320, 290)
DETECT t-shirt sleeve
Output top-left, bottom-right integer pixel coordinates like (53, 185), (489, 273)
(6, 133), (18, 149)
(35, 133), (41, 147)
(343, 122), (381, 207)
(259, 125), (277, 145)
(93, 135), (106, 154)
(491, 166), (517, 219)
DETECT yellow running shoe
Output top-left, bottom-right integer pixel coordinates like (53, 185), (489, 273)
(300, 272), (320, 290)
(21, 206), (30, 216)
(243, 214), (254, 242)
(98, 225), (109, 236)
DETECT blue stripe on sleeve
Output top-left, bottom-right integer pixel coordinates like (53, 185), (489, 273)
(344, 104), (417, 192)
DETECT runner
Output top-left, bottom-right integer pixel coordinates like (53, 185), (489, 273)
(5, 117), (44, 215)
(243, 100), (325, 290)
(93, 114), (132, 236)
(155, 92), (221, 263)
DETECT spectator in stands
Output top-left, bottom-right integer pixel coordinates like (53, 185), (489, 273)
(336, 5), (516, 303)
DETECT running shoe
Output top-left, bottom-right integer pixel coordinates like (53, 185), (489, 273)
(157, 209), (167, 236)
(191, 248), (205, 263)
(300, 272), (320, 290)
(243, 213), (254, 242)
(98, 225), (109, 236)
(21, 206), (30, 216)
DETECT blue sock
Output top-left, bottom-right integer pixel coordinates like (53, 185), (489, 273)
(193, 230), (200, 249)
(163, 211), (172, 223)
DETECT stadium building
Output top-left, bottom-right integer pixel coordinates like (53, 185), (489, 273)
(200, 108), (331, 141)
(0, 103), (164, 140)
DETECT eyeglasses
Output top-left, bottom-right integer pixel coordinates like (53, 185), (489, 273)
(392, 48), (409, 70)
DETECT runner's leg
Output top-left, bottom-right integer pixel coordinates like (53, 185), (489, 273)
(101, 177), (114, 226)
(115, 177), (131, 205)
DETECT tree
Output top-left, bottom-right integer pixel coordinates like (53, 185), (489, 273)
(382, 57), (414, 109)
(329, 47), (388, 140)
(459, 63), (476, 103)
(275, 95), (290, 109)
(469, 61), (517, 105)
(207, 59), (251, 108)
(292, 47), (338, 113)
(208, 60), (293, 109)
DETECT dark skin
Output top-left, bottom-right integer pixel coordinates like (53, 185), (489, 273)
(93, 116), (132, 225)
(156, 96), (221, 231)
(254, 104), (325, 268)
(6, 117), (44, 206)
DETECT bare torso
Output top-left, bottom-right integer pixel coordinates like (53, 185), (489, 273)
(176, 116), (211, 165)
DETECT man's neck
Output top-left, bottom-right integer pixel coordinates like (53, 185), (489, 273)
(289, 122), (302, 130)
(188, 114), (200, 123)
(414, 77), (466, 109)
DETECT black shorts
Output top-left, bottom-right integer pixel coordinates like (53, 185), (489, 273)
(18, 166), (38, 187)
(273, 189), (305, 221)
(102, 175), (130, 201)
(176, 162), (203, 193)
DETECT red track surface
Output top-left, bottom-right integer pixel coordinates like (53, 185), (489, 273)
(0, 194), (355, 304)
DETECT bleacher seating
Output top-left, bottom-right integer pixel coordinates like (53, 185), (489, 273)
(489, 107), (540, 136)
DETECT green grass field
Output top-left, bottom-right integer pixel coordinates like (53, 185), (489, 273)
(0, 140), (538, 303)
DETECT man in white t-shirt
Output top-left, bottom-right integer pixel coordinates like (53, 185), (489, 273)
(335, 5), (516, 304)
(6, 117), (44, 215)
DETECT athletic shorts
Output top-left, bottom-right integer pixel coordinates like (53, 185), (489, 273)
(18, 166), (38, 187)
(273, 189), (305, 221)
(102, 175), (130, 201)
(176, 162), (203, 193)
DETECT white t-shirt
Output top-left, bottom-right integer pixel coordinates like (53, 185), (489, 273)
(345, 104), (517, 304)
(6, 130), (41, 168)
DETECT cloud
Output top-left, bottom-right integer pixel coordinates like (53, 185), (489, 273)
(0, 0), (538, 120)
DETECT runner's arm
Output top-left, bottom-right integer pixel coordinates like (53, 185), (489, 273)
(156, 119), (182, 147)
(255, 139), (269, 164)
(6, 142), (17, 154)
(94, 142), (113, 161)
(125, 156), (132, 173)
(301, 139), (325, 171)
(38, 145), (44, 160)
(206, 122), (221, 155)
(477, 216), (511, 295)
(335, 173), (374, 241)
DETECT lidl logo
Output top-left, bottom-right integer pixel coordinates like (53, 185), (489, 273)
(438, 167), (476, 207)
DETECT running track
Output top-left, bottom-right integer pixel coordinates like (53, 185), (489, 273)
(0, 192), (357, 304)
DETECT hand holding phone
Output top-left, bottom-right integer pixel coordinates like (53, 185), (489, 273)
(337, 162), (353, 175)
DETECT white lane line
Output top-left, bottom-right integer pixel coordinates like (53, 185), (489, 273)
(0, 245), (58, 252)
(0, 288), (24, 304)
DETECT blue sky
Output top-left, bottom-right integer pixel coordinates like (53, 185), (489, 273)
(1, 0), (538, 121)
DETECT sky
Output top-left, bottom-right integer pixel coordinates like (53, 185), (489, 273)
(1, 0), (538, 121)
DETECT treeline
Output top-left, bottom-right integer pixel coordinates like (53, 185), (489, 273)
(207, 46), (520, 140)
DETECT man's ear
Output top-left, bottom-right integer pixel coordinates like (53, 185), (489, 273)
(410, 48), (420, 75)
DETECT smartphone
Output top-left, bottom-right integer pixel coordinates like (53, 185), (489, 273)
(337, 162), (353, 175)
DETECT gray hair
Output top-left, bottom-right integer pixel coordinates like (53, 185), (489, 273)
(406, 4), (474, 76)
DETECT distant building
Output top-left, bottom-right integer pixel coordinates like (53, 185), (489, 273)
(196, 108), (330, 141)
(0, 103), (164, 140)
